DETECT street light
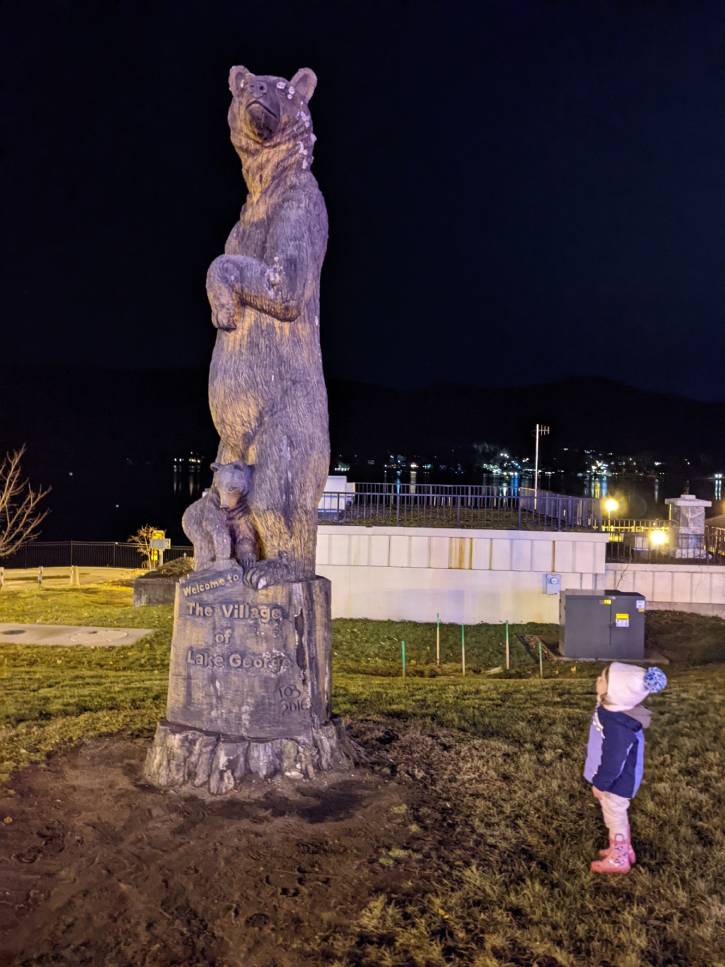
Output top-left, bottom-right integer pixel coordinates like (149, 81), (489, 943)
(532, 424), (550, 509)
(603, 497), (619, 531)
(649, 529), (669, 548)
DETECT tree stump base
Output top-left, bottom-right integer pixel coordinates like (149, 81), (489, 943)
(145, 717), (350, 792)
(144, 567), (351, 793)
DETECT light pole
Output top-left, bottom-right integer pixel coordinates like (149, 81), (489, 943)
(533, 424), (550, 509)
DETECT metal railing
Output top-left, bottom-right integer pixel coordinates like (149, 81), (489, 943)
(603, 518), (669, 535)
(0, 541), (193, 569)
(318, 489), (599, 530)
(518, 488), (602, 529)
(606, 530), (722, 564)
(705, 525), (725, 559)
(353, 481), (501, 498)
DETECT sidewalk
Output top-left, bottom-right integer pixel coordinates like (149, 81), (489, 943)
(0, 566), (142, 590)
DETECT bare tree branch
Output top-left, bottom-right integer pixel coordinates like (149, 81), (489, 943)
(0, 446), (51, 559)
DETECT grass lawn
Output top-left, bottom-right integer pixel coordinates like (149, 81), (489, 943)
(0, 581), (723, 966)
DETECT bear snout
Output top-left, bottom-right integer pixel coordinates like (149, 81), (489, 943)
(245, 98), (280, 141)
(217, 491), (239, 510)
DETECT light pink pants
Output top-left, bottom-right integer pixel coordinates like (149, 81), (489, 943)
(599, 790), (631, 839)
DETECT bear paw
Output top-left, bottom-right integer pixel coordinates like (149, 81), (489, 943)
(243, 558), (291, 590)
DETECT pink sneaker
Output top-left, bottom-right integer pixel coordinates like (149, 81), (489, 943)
(590, 834), (631, 874)
(598, 840), (636, 865)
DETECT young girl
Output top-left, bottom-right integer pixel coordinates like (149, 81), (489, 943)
(584, 661), (667, 874)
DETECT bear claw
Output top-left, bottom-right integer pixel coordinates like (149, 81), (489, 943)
(243, 559), (290, 590)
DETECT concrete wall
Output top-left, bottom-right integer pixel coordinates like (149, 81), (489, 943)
(316, 526), (609, 623)
(600, 563), (725, 619)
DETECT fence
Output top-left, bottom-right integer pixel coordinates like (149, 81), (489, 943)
(0, 541), (192, 569)
(706, 525), (725, 559)
(319, 487), (601, 530)
(518, 488), (602, 529)
(603, 518), (669, 534)
(605, 530), (723, 564)
(353, 481), (501, 498)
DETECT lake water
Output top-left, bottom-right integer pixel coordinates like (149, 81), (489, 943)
(38, 463), (724, 545)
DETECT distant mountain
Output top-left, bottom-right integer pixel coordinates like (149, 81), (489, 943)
(327, 377), (725, 464)
(1, 368), (723, 476)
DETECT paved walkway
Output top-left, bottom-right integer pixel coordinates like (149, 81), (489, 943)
(0, 566), (142, 589)
(0, 622), (153, 647)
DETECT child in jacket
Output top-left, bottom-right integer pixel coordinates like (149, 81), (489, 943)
(584, 661), (667, 874)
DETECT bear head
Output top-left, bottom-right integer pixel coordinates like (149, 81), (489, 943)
(210, 460), (253, 510)
(227, 65), (317, 169)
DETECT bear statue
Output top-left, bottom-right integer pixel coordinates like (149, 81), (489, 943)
(143, 65), (350, 793)
(181, 461), (259, 573)
(205, 65), (329, 590)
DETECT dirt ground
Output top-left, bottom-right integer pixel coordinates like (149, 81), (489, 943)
(0, 724), (460, 967)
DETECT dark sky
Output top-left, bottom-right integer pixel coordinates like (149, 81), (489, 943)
(3, 0), (724, 400)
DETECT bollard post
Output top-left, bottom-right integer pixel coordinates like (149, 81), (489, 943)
(37, 566), (44, 587)
(0, 567), (4, 591)
(461, 624), (466, 676)
(436, 612), (440, 666)
(538, 640), (544, 679)
(401, 640), (406, 678)
(505, 621), (510, 671)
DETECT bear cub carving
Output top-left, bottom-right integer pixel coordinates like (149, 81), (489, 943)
(182, 461), (259, 573)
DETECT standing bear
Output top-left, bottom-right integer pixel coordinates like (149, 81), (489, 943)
(205, 65), (329, 590)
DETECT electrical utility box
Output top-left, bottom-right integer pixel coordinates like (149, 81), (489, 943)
(559, 590), (646, 660)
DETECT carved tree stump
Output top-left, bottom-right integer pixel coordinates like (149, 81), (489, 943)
(144, 566), (351, 792)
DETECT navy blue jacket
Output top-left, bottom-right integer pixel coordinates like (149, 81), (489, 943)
(584, 705), (645, 799)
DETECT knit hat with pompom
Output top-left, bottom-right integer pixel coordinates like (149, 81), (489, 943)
(603, 662), (667, 712)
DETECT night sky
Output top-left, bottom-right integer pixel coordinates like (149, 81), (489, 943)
(3, 1), (725, 400)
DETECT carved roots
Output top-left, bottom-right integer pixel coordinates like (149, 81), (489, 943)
(144, 719), (351, 794)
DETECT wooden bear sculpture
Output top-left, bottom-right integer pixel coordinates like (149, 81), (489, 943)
(206, 65), (329, 589)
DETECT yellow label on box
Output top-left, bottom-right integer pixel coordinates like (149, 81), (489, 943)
(602, 598), (612, 605)
(615, 613), (630, 628)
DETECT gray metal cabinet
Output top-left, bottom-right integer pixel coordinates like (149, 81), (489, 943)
(559, 590), (645, 660)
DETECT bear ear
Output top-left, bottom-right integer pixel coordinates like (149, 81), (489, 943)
(228, 65), (251, 97)
(210, 462), (220, 472)
(290, 68), (317, 101)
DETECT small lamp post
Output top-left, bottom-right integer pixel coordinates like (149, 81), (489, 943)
(604, 497), (619, 531)
(649, 529), (669, 552)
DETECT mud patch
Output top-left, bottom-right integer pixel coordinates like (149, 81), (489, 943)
(0, 729), (455, 967)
